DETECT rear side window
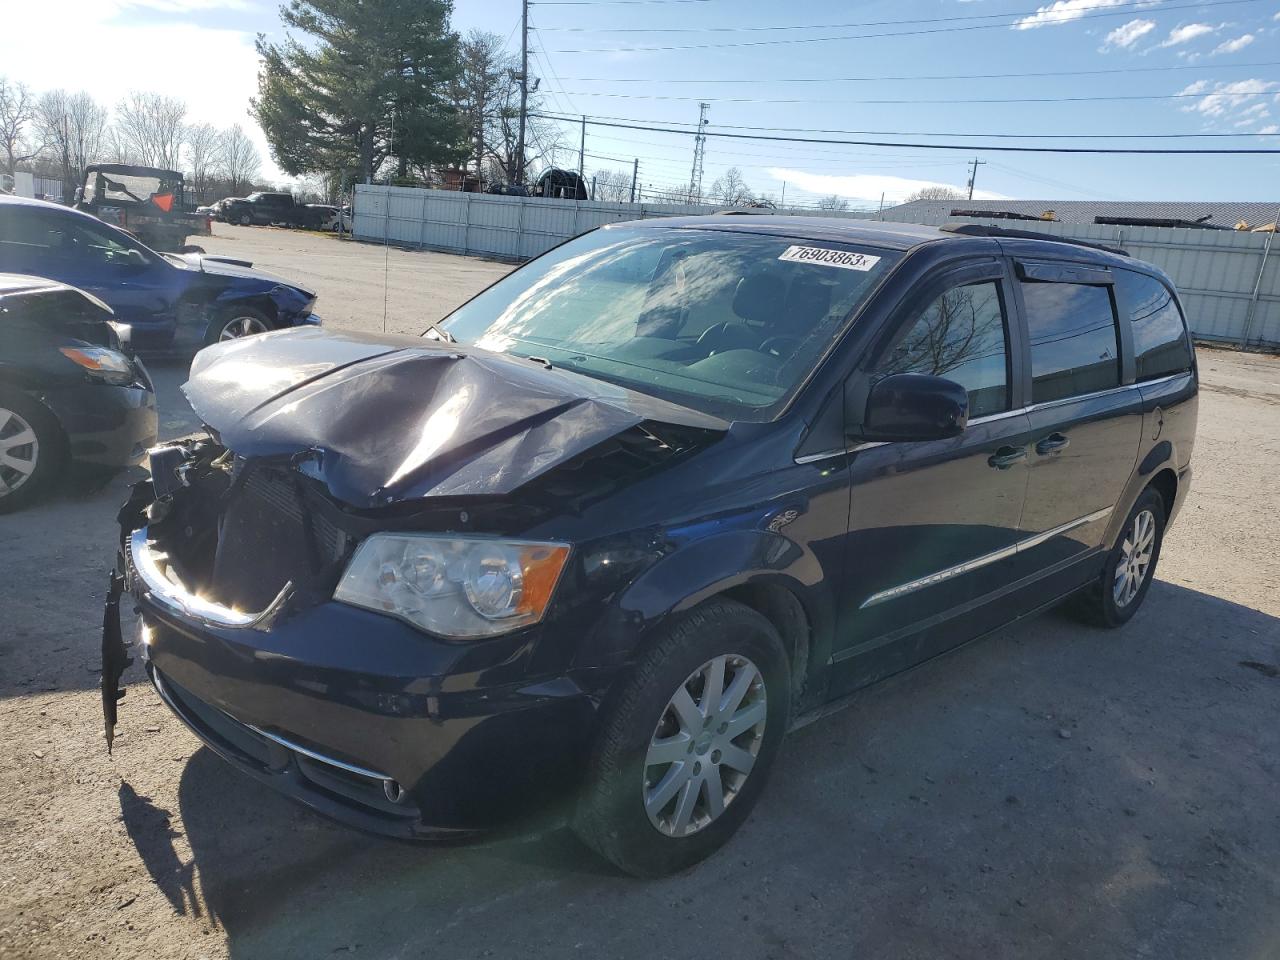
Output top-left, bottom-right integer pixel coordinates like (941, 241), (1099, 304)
(1020, 280), (1120, 404)
(875, 280), (1009, 417)
(1113, 269), (1192, 381)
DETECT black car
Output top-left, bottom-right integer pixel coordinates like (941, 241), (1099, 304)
(105, 218), (1197, 876)
(0, 195), (320, 353)
(0, 274), (156, 512)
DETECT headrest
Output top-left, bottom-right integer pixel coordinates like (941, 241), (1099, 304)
(732, 270), (787, 326)
(784, 276), (833, 332)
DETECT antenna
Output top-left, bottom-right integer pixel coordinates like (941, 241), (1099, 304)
(382, 104), (395, 334)
(687, 102), (709, 204)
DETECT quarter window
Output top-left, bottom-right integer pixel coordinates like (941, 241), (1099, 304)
(876, 280), (1010, 417)
(1020, 280), (1120, 404)
(1113, 269), (1192, 381)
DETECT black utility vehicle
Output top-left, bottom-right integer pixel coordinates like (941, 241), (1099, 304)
(74, 164), (211, 254)
(0, 275), (156, 511)
(105, 218), (1197, 876)
(221, 192), (324, 229)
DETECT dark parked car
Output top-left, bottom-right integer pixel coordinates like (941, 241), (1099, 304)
(104, 218), (1197, 876)
(222, 192), (325, 229)
(0, 195), (320, 353)
(0, 274), (156, 511)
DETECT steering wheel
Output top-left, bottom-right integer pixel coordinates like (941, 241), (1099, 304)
(758, 336), (801, 358)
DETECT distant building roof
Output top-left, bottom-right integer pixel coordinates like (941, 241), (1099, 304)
(880, 198), (1280, 231)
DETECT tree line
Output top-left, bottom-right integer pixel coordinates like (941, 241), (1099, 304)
(0, 78), (266, 203)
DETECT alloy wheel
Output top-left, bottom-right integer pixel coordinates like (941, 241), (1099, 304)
(218, 315), (269, 341)
(643, 654), (767, 838)
(1114, 508), (1156, 607)
(0, 407), (39, 498)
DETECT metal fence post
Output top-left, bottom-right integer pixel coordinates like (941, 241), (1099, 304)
(1240, 216), (1277, 348)
(418, 190), (428, 248)
(515, 196), (526, 259)
(462, 193), (472, 256)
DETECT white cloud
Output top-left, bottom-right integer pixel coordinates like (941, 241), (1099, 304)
(1101, 18), (1157, 49)
(1160, 23), (1217, 46)
(1013, 0), (1156, 30)
(1212, 33), (1255, 54)
(767, 168), (1007, 206)
(0, 0), (280, 180)
(1258, 125), (1279, 134)
(1179, 79), (1280, 120)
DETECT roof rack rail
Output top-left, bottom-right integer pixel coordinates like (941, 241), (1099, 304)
(939, 222), (1129, 257)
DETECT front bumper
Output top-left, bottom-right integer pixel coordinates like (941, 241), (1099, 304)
(118, 525), (603, 838)
(44, 379), (157, 467)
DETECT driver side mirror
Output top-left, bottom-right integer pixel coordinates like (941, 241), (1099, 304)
(855, 373), (969, 442)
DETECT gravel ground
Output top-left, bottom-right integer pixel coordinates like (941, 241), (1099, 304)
(1, 224), (1277, 960)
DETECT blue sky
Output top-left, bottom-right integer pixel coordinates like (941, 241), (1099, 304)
(3, 0), (1277, 206)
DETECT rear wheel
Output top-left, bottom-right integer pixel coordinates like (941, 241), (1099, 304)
(204, 307), (272, 346)
(573, 598), (790, 877)
(1071, 488), (1166, 627)
(0, 392), (63, 513)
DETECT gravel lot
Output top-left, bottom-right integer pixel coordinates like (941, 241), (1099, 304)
(2, 224), (1278, 960)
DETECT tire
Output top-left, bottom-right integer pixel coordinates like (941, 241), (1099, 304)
(0, 391), (64, 513)
(1070, 488), (1166, 628)
(573, 598), (790, 877)
(238, 213), (251, 226)
(179, 244), (205, 255)
(203, 306), (273, 346)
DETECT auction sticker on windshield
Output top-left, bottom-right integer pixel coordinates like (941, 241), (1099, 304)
(778, 245), (881, 271)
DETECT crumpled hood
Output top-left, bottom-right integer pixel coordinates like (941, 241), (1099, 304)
(184, 327), (726, 508)
(169, 253), (312, 295)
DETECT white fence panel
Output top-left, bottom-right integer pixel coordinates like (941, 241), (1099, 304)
(353, 186), (1279, 349)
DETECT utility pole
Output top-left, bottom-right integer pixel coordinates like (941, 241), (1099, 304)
(578, 115), (586, 184)
(687, 102), (709, 204)
(630, 158), (638, 204)
(516, 0), (529, 185)
(780, 181), (786, 208)
(966, 157), (985, 201)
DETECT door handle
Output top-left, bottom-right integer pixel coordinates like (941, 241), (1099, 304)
(1035, 433), (1070, 456)
(988, 445), (1027, 470)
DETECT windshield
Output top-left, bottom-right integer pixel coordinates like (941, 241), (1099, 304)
(439, 225), (898, 420)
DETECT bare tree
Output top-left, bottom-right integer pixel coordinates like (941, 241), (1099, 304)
(817, 194), (850, 212)
(709, 167), (754, 206)
(450, 31), (507, 178)
(218, 124), (260, 196)
(903, 185), (965, 203)
(115, 92), (187, 169)
(591, 168), (632, 203)
(0, 78), (38, 177)
(184, 122), (222, 202)
(35, 90), (108, 197)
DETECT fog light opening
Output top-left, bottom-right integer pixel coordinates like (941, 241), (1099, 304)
(382, 778), (407, 804)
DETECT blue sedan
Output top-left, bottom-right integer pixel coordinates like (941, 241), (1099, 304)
(0, 195), (320, 353)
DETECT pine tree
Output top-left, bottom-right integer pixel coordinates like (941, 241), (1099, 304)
(252, 0), (467, 184)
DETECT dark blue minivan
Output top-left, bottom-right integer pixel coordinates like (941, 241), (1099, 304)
(105, 217), (1197, 876)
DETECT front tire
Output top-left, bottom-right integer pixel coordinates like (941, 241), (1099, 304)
(1071, 488), (1166, 628)
(573, 598), (790, 877)
(0, 392), (64, 513)
(204, 307), (272, 346)
(238, 213), (251, 226)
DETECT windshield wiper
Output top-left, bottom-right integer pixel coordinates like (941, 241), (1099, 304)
(422, 319), (456, 343)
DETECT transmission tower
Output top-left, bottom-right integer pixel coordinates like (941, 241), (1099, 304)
(687, 102), (710, 204)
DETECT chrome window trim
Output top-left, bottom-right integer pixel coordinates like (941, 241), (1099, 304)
(793, 372), (1189, 465)
(859, 506), (1113, 609)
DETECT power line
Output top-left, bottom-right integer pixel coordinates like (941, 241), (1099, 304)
(544, 0), (1265, 52)
(534, 0), (1194, 32)
(552, 87), (1280, 106)
(551, 60), (1280, 84)
(532, 113), (1280, 154)
(546, 110), (1280, 140)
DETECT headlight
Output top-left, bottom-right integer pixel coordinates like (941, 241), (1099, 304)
(59, 346), (134, 384)
(334, 534), (570, 639)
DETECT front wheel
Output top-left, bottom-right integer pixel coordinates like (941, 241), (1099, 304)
(573, 598), (790, 877)
(1071, 488), (1166, 627)
(204, 307), (272, 346)
(238, 213), (251, 226)
(0, 392), (64, 513)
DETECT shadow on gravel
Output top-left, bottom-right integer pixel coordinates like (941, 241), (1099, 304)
(142, 581), (1280, 960)
(118, 782), (201, 917)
